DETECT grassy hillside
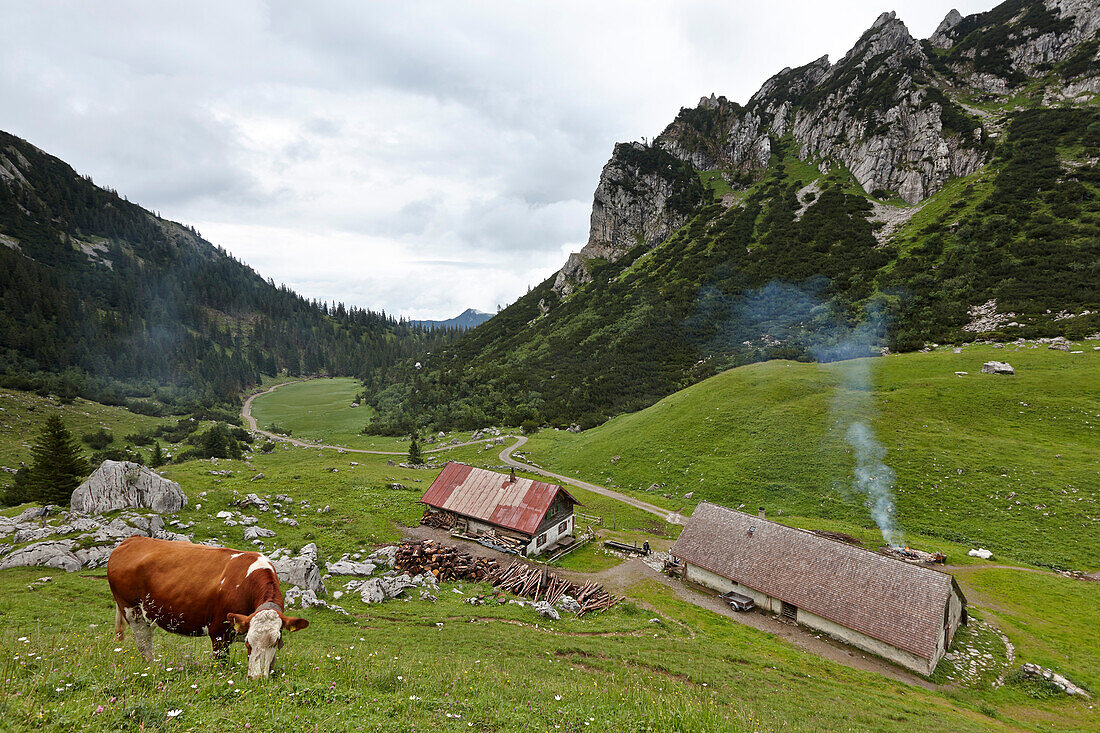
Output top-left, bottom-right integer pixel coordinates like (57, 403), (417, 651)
(0, 390), (168, 471)
(521, 343), (1100, 570)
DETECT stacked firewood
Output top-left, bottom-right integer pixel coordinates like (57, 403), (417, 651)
(394, 539), (499, 581)
(478, 528), (524, 552)
(489, 561), (618, 616)
(420, 510), (456, 530)
(394, 540), (617, 616)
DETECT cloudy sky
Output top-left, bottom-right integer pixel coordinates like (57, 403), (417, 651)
(1, 0), (992, 319)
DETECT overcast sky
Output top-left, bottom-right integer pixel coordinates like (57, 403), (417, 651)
(1, 0), (993, 320)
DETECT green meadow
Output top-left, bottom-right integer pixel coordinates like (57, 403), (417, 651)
(520, 342), (1100, 571)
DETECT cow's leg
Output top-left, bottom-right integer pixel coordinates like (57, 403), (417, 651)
(113, 603), (127, 641)
(210, 627), (233, 663)
(124, 607), (155, 663)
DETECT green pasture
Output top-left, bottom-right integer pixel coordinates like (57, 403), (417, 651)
(520, 343), (1100, 571)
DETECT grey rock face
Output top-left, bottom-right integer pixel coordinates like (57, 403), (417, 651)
(981, 361), (1015, 375)
(0, 540), (81, 572)
(74, 544), (114, 569)
(233, 493), (270, 512)
(326, 559), (377, 576)
(556, 594), (582, 615)
(243, 526), (276, 541)
(929, 9), (964, 49)
(71, 461), (187, 515)
(367, 545), (397, 568)
(533, 600), (560, 620)
(273, 549), (326, 596)
(358, 578), (386, 604)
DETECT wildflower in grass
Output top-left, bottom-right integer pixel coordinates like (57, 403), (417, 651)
(167, 709), (182, 718)
(94, 705), (103, 714)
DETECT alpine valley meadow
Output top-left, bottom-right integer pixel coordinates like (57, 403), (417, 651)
(1, 1), (1100, 732)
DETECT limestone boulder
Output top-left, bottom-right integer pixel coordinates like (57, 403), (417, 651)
(0, 540), (81, 572)
(273, 548), (325, 596)
(71, 461), (187, 515)
(534, 600), (560, 621)
(981, 361), (1015, 375)
(326, 559), (377, 576)
(243, 526), (276, 541)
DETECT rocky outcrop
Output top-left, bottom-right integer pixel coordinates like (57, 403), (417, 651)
(71, 461), (187, 515)
(929, 9), (964, 49)
(0, 540), (82, 572)
(934, 0), (1100, 87)
(272, 544), (326, 596)
(982, 361), (1016, 375)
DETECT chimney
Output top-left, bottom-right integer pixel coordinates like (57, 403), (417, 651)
(510, 468), (516, 483)
(758, 507), (766, 519)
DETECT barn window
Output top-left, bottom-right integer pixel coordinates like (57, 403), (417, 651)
(537, 533), (547, 547)
(558, 520), (568, 533)
(780, 602), (798, 621)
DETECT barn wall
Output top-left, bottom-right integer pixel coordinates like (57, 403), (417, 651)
(684, 562), (935, 675)
(527, 513), (574, 556)
(929, 584), (967, 672)
(683, 563), (781, 613)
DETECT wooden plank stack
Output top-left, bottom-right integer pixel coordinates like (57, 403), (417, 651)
(489, 561), (618, 616)
(394, 539), (499, 581)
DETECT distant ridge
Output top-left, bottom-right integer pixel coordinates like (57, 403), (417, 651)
(412, 308), (493, 330)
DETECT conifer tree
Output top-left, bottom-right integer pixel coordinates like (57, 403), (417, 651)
(149, 441), (166, 468)
(407, 434), (423, 465)
(25, 414), (89, 505)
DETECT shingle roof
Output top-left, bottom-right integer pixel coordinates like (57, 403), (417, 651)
(671, 501), (955, 661)
(420, 462), (578, 536)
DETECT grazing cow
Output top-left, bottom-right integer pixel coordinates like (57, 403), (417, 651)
(107, 536), (308, 678)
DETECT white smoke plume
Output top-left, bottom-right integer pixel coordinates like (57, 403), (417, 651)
(821, 308), (903, 547)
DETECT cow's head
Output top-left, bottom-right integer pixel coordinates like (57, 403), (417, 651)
(227, 608), (308, 678)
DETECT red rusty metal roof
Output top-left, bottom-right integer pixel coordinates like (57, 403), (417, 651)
(671, 502), (959, 662)
(421, 462), (578, 536)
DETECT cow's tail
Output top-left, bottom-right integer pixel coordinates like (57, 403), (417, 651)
(114, 604), (126, 640)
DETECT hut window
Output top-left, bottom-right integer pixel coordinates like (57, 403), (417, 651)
(558, 520), (568, 533)
(537, 533), (547, 547)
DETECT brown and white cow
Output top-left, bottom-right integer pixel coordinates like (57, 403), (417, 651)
(107, 536), (308, 678)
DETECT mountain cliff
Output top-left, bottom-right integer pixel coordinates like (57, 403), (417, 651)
(367, 0), (1099, 432)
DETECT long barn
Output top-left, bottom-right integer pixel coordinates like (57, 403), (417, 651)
(671, 502), (966, 675)
(420, 463), (579, 556)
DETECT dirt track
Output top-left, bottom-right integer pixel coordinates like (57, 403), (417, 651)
(499, 436), (685, 526)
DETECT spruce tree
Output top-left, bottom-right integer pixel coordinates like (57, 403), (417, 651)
(26, 414), (89, 505)
(407, 434), (423, 465)
(149, 441), (166, 468)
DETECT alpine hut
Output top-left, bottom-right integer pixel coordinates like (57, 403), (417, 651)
(420, 463), (579, 556)
(670, 501), (966, 675)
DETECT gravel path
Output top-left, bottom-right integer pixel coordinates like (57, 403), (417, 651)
(499, 436), (685, 525)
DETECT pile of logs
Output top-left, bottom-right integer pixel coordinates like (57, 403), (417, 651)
(394, 539), (499, 582)
(420, 510), (456, 530)
(490, 561), (618, 616)
(393, 540), (618, 616)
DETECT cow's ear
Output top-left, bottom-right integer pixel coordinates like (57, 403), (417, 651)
(227, 613), (251, 634)
(283, 616), (309, 632)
